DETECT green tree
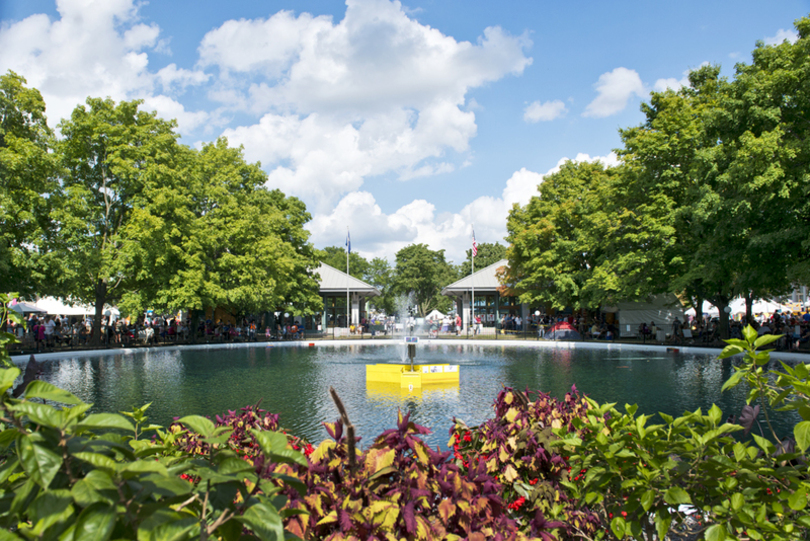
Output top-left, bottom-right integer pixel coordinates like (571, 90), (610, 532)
(709, 16), (810, 291)
(317, 246), (370, 280)
(123, 138), (322, 325)
(365, 256), (396, 315)
(0, 71), (57, 295)
(392, 244), (455, 316)
(504, 160), (620, 311)
(615, 62), (797, 335)
(458, 242), (507, 277)
(52, 97), (185, 344)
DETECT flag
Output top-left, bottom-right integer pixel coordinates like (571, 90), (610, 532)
(346, 230), (351, 254)
(472, 230), (478, 257)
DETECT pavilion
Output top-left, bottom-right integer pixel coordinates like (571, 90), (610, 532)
(313, 262), (380, 332)
(441, 259), (530, 332)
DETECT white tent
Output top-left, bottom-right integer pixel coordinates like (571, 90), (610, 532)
(35, 296), (94, 316)
(425, 310), (445, 321)
(606, 295), (685, 337)
(684, 300), (720, 318)
(10, 301), (46, 315)
(729, 298), (791, 316)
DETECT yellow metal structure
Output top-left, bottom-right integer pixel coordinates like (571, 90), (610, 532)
(366, 363), (460, 388)
(366, 380), (459, 401)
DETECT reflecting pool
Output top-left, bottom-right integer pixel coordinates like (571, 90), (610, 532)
(25, 343), (785, 449)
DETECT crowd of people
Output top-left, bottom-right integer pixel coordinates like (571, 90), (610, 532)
(8, 307), (810, 352)
(5, 313), (318, 352)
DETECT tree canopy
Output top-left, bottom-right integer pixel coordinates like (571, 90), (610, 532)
(0, 80), (323, 341)
(0, 72), (57, 296)
(392, 244), (456, 316)
(505, 16), (810, 336)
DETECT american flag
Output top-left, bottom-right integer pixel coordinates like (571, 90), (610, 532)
(472, 230), (478, 258)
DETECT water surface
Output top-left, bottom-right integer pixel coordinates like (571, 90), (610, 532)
(31, 343), (782, 449)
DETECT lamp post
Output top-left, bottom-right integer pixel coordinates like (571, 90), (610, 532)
(724, 305), (732, 338)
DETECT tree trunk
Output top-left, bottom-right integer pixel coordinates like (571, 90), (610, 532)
(713, 296), (731, 340)
(692, 294), (704, 326)
(189, 309), (201, 344)
(745, 292), (754, 326)
(92, 278), (107, 346)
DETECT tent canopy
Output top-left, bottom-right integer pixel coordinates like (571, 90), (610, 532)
(34, 296), (94, 316)
(546, 321), (582, 341)
(10, 302), (46, 315)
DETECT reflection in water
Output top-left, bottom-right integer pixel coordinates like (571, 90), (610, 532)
(29, 344), (795, 449)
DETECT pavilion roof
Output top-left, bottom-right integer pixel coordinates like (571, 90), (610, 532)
(441, 259), (508, 296)
(317, 262), (380, 297)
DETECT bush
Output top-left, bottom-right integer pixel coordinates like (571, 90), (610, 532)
(552, 327), (810, 540)
(449, 386), (601, 540)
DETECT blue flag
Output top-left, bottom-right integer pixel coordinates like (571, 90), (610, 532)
(346, 230), (351, 254)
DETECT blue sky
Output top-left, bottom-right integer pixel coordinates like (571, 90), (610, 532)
(1, 0), (807, 263)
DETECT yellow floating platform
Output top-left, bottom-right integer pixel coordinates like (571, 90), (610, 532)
(366, 363), (460, 388)
(367, 380), (459, 400)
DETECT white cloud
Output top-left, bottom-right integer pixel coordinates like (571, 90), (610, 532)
(207, 0), (531, 210)
(583, 67), (646, 118)
(141, 95), (209, 132)
(523, 99), (567, 122)
(763, 28), (798, 46)
(308, 152), (618, 263)
(653, 62), (709, 92)
(0, 0), (208, 129)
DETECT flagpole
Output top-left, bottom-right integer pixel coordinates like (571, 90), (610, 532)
(471, 227), (475, 336)
(346, 228), (350, 336)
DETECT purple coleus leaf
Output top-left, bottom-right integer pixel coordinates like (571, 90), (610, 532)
(738, 404), (760, 435)
(403, 500), (416, 534)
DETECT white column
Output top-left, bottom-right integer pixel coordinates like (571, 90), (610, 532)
(462, 293), (470, 331)
(351, 293), (360, 325)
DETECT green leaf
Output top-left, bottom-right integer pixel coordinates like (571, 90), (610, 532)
(663, 486), (691, 505)
(0, 367), (21, 394)
(251, 429), (308, 467)
(29, 489), (74, 536)
(78, 413), (136, 432)
(0, 457), (20, 484)
(73, 452), (118, 472)
(237, 501), (285, 541)
(754, 334), (782, 349)
(705, 524), (726, 541)
(788, 489), (807, 511)
(610, 516), (626, 539)
(8, 401), (62, 428)
(24, 380), (84, 405)
(654, 511), (671, 540)
(794, 421), (810, 453)
(119, 460), (169, 477)
(733, 442), (747, 462)
(742, 325), (758, 344)
(721, 370), (745, 392)
(0, 427), (19, 450)
(18, 434), (62, 488)
(641, 489), (655, 512)
(137, 508), (197, 541)
(708, 404), (722, 424)
(731, 493), (744, 511)
(72, 502), (116, 541)
(718, 345), (744, 359)
(752, 433), (775, 455)
(177, 415), (215, 438)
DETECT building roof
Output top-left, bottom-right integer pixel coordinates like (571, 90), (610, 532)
(441, 259), (508, 296)
(317, 262), (380, 297)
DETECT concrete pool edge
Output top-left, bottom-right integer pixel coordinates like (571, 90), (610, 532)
(11, 337), (806, 365)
